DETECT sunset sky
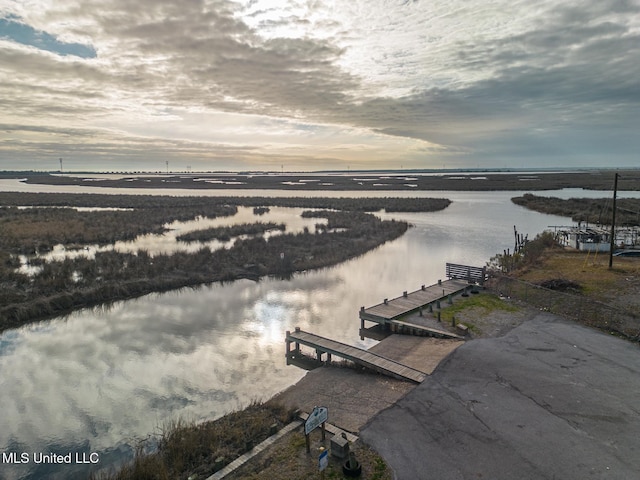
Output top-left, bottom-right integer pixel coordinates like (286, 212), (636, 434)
(1, 0), (639, 172)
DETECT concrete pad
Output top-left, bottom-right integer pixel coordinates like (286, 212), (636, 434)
(369, 335), (464, 374)
(272, 366), (414, 434)
(360, 313), (640, 480)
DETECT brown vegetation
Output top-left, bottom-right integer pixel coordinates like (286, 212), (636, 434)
(176, 222), (286, 242)
(488, 237), (640, 340)
(512, 193), (640, 226)
(92, 401), (298, 480)
(0, 193), (426, 332)
(0, 192), (451, 214)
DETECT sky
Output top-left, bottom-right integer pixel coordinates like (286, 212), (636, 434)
(0, 0), (639, 172)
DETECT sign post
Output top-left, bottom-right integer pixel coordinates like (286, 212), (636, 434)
(318, 447), (329, 479)
(304, 406), (329, 453)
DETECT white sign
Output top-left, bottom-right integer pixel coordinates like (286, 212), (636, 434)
(319, 449), (329, 471)
(305, 406), (328, 435)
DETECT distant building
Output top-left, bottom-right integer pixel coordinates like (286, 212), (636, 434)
(560, 227), (611, 252)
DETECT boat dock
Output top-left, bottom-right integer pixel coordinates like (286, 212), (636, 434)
(284, 263), (485, 383)
(359, 278), (470, 339)
(286, 328), (427, 384)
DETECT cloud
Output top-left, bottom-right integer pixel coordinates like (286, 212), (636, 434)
(0, 0), (639, 170)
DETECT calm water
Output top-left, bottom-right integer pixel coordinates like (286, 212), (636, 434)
(0, 182), (628, 479)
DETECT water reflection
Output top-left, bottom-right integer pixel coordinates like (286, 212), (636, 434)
(0, 187), (609, 479)
(18, 207), (326, 271)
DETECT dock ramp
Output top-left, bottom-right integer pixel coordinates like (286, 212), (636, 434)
(286, 328), (427, 383)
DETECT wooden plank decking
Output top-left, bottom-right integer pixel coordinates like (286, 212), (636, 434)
(286, 329), (427, 383)
(390, 319), (464, 340)
(360, 279), (469, 322)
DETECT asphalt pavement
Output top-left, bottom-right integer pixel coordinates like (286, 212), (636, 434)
(360, 313), (640, 480)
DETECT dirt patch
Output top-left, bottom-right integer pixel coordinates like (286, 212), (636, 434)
(538, 278), (582, 292)
(447, 305), (534, 338)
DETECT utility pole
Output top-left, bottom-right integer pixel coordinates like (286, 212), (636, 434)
(608, 172), (619, 269)
(59, 158), (63, 173)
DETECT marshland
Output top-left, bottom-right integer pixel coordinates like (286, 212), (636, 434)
(1, 180), (639, 480)
(0, 193), (454, 332)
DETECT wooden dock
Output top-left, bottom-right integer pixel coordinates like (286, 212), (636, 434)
(359, 279), (470, 339)
(286, 328), (427, 383)
(389, 319), (464, 340)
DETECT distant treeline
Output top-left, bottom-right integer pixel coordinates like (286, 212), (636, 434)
(512, 194), (640, 226)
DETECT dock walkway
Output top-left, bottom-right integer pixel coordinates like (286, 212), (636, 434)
(360, 279), (469, 323)
(286, 329), (427, 383)
(359, 279), (470, 339)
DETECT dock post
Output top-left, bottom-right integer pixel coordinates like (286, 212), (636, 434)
(436, 300), (441, 309)
(316, 349), (322, 362)
(452, 315), (456, 328)
(285, 331), (291, 364)
(437, 311), (441, 322)
(419, 307), (423, 317)
(293, 327), (300, 351)
(448, 294), (453, 305)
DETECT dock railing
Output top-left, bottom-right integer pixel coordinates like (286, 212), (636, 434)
(446, 263), (487, 285)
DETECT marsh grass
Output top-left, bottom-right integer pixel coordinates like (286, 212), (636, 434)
(92, 400), (298, 480)
(176, 222), (286, 243)
(1, 195), (416, 331)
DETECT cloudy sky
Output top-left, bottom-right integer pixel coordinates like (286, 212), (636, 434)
(1, 0), (639, 172)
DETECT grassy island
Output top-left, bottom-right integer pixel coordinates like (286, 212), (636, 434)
(176, 222), (286, 242)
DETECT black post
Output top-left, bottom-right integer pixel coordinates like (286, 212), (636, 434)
(609, 173), (619, 269)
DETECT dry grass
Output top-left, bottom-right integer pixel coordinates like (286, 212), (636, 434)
(92, 401), (298, 480)
(492, 247), (640, 340)
(226, 431), (393, 480)
(94, 400), (393, 480)
(513, 249), (640, 301)
(438, 293), (519, 322)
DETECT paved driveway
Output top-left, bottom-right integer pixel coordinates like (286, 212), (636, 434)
(360, 313), (640, 480)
